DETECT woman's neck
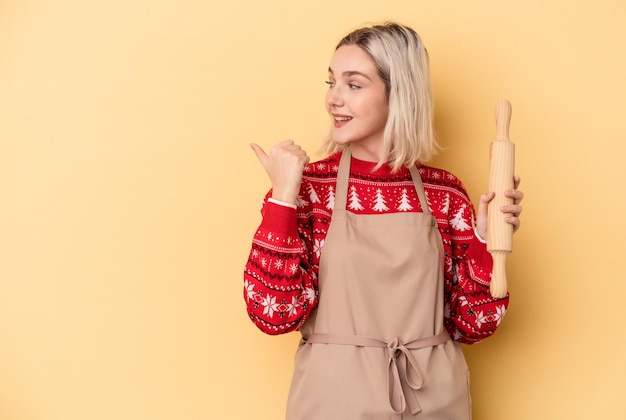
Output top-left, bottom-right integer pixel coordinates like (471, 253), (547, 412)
(348, 143), (384, 163)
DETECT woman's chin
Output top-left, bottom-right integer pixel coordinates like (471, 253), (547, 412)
(331, 136), (352, 146)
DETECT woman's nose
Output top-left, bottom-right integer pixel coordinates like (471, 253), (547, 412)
(326, 86), (344, 108)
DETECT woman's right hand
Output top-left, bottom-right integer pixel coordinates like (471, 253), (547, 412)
(250, 140), (310, 205)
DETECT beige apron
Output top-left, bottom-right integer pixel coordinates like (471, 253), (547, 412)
(286, 149), (471, 420)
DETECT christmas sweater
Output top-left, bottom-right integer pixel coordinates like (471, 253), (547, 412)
(244, 152), (509, 344)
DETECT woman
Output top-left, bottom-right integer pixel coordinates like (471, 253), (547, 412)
(244, 22), (523, 419)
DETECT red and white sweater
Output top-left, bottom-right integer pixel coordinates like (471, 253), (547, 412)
(244, 152), (508, 344)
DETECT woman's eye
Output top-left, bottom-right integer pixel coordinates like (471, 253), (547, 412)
(348, 83), (361, 90)
(325, 81), (335, 87)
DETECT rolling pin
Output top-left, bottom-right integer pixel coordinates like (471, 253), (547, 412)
(487, 99), (515, 299)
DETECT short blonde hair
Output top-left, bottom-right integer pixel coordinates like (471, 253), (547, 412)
(321, 22), (439, 171)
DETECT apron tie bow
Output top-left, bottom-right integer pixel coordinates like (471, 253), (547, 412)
(386, 337), (424, 416)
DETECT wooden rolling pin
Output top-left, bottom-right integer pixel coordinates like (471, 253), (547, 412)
(487, 99), (515, 298)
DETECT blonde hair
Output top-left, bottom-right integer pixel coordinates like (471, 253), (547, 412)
(321, 22), (439, 171)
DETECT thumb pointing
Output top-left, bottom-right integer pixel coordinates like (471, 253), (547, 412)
(250, 143), (268, 165)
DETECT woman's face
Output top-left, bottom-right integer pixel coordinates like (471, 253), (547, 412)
(325, 44), (389, 162)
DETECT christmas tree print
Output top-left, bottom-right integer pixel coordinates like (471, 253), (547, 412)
(441, 194), (450, 214)
(326, 186), (335, 210)
(308, 183), (320, 204)
(450, 204), (471, 231)
(372, 188), (389, 212)
(348, 185), (364, 211)
(397, 188), (413, 211)
(425, 190), (432, 211)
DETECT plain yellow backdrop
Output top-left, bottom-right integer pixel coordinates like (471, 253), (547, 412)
(1, 0), (625, 419)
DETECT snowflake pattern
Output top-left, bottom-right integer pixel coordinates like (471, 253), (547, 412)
(304, 287), (316, 304)
(244, 280), (256, 301)
(313, 238), (325, 258)
(475, 305), (507, 328)
(261, 294), (279, 317)
(287, 296), (299, 317)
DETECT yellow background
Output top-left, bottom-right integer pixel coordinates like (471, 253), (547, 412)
(1, 0), (625, 419)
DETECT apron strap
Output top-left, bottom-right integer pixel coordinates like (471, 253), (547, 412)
(304, 330), (450, 418)
(409, 164), (431, 215)
(334, 148), (352, 211)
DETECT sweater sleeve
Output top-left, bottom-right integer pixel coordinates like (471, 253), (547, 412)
(443, 184), (510, 344)
(243, 187), (319, 335)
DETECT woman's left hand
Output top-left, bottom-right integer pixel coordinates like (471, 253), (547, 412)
(475, 176), (524, 239)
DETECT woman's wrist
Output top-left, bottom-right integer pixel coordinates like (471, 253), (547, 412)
(474, 226), (487, 244)
(268, 197), (297, 209)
